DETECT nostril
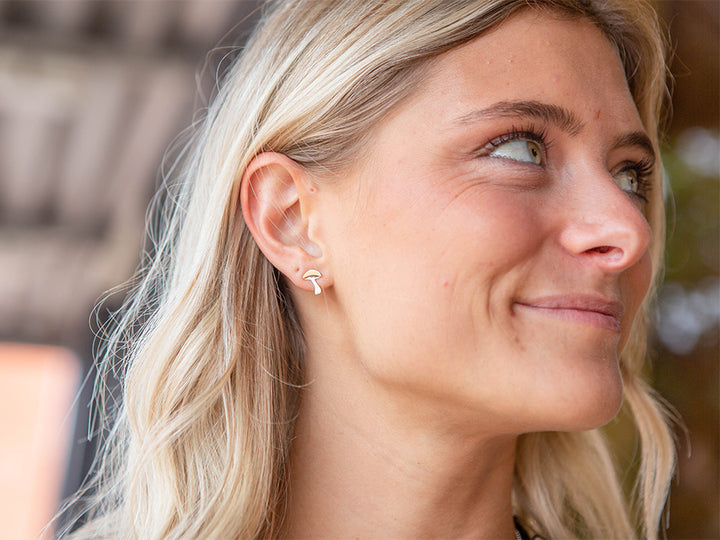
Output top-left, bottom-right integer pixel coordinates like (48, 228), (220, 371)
(586, 245), (625, 263)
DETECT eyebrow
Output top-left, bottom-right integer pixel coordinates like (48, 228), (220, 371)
(455, 100), (657, 162)
(454, 100), (584, 136)
(611, 131), (657, 163)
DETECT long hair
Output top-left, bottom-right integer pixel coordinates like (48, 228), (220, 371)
(62, 1), (675, 538)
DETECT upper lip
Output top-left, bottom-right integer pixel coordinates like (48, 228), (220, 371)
(515, 295), (624, 319)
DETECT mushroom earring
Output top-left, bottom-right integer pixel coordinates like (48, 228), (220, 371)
(302, 269), (322, 295)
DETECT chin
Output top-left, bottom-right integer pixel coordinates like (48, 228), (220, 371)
(544, 338), (627, 431)
(556, 372), (625, 432)
(515, 355), (625, 434)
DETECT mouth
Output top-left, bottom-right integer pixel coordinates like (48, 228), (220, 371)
(514, 295), (624, 332)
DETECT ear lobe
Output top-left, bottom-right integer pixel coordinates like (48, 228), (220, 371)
(240, 152), (326, 293)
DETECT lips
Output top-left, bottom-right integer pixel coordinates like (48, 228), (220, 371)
(514, 295), (624, 331)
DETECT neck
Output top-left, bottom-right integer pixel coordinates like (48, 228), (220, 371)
(283, 369), (518, 539)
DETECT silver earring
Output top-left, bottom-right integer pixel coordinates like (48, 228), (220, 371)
(302, 269), (322, 295)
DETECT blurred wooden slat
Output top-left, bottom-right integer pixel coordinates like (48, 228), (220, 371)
(180, 0), (245, 47)
(104, 62), (193, 240)
(0, 51), (76, 223)
(56, 59), (129, 230)
(107, 0), (179, 49)
(1, 117), (54, 222)
(34, 0), (90, 35)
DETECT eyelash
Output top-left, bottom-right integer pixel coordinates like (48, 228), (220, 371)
(486, 124), (551, 159)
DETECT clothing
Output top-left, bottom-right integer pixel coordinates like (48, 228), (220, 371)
(514, 516), (544, 540)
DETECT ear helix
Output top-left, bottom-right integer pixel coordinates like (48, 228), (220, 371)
(302, 269), (322, 295)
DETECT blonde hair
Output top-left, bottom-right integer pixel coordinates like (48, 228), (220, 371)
(61, 1), (675, 538)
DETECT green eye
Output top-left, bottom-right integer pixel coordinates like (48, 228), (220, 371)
(611, 158), (653, 202)
(614, 168), (639, 194)
(489, 140), (543, 165)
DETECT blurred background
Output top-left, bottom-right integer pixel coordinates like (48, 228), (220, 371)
(0, 1), (716, 538)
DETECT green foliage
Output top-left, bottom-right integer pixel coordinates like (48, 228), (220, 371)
(662, 136), (720, 283)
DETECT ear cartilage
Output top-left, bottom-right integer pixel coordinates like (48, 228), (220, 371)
(302, 269), (322, 295)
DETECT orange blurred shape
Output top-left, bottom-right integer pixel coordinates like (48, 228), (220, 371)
(0, 343), (81, 540)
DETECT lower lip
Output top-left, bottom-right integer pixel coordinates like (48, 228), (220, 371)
(515, 304), (621, 332)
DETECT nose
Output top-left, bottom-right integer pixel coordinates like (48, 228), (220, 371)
(558, 173), (652, 272)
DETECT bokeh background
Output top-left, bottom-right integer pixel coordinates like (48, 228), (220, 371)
(0, 1), (716, 538)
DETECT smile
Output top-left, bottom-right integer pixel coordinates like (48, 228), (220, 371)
(514, 296), (624, 332)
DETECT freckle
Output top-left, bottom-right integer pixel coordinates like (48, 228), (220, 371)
(596, 109), (601, 119)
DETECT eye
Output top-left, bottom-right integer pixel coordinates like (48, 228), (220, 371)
(489, 139), (543, 165)
(612, 158), (653, 202)
(613, 168), (640, 193)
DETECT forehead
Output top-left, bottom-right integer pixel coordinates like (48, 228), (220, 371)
(410, 8), (641, 130)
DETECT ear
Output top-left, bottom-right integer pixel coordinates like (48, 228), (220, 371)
(240, 152), (329, 294)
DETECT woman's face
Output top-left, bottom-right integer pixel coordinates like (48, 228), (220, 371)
(311, 10), (655, 433)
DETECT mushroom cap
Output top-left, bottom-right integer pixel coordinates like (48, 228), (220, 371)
(303, 269), (321, 279)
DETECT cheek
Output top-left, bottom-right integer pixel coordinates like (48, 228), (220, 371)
(618, 251), (653, 350)
(328, 185), (544, 376)
(632, 252), (654, 304)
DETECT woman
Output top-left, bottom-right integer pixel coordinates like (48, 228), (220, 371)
(62, 0), (676, 538)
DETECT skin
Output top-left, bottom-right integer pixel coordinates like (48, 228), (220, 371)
(243, 9), (656, 539)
